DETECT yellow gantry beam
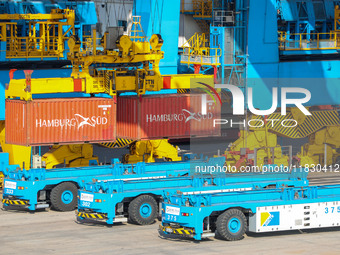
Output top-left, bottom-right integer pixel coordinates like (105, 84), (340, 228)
(0, 9), (75, 23)
(6, 77), (81, 101)
(4, 18), (215, 99)
(6, 73), (214, 100)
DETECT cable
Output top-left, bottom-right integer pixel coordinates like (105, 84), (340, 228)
(159, 0), (164, 34)
(150, 0), (154, 34)
(108, 2), (111, 28)
(133, 0), (136, 16)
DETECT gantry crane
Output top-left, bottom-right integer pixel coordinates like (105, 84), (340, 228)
(0, 13), (215, 182)
(6, 16), (214, 100)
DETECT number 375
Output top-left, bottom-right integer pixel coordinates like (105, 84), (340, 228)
(325, 206), (340, 214)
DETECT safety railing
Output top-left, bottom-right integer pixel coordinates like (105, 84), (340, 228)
(82, 35), (104, 55)
(5, 36), (64, 59)
(182, 32), (209, 49)
(213, 10), (234, 26)
(181, 0), (212, 18)
(193, 0), (212, 18)
(130, 16), (147, 42)
(180, 47), (221, 65)
(278, 31), (340, 51)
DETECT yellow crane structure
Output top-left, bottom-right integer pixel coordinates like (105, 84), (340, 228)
(123, 140), (181, 164)
(41, 144), (98, 169)
(6, 16), (214, 100)
(180, 32), (221, 75)
(1, 14), (215, 180)
(5, 32), (164, 99)
(224, 129), (290, 169)
(225, 108), (340, 169)
(0, 8), (75, 59)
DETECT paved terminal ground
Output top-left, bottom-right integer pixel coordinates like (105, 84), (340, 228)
(1, 197), (340, 255)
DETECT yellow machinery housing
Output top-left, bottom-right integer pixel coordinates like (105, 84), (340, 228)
(224, 130), (289, 169)
(123, 140), (181, 164)
(298, 127), (340, 167)
(226, 108), (340, 168)
(41, 144), (98, 169)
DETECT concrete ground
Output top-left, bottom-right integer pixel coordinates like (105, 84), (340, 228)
(1, 200), (340, 255)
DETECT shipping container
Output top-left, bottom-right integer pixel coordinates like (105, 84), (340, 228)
(6, 98), (116, 146)
(117, 93), (221, 140)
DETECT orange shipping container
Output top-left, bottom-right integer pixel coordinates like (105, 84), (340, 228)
(6, 98), (116, 146)
(117, 93), (221, 140)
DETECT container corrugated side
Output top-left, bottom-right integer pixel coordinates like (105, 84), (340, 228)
(6, 98), (116, 146)
(117, 93), (221, 140)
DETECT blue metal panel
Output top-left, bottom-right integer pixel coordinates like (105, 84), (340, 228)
(325, 0), (336, 18)
(134, 0), (181, 75)
(248, 59), (340, 108)
(281, 0), (296, 21)
(247, 61), (340, 108)
(0, 152), (9, 172)
(210, 26), (226, 81)
(278, 60), (340, 106)
(306, 1), (315, 28)
(246, 0), (340, 109)
(247, 0), (279, 65)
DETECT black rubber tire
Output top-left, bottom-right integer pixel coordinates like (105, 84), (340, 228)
(128, 195), (158, 225)
(50, 182), (78, 212)
(216, 209), (247, 241)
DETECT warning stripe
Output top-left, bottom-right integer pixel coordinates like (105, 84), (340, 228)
(115, 139), (134, 148)
(177, 89), (190, 94)
(104, 72), (110, 94)
(250, 110), (340, 138)
(160, 225), (194, 236)
(99, 139), (135, 148)
(2, 199), (28, 205)
(0, 172), (3, 189)
(77, 212), (107, 220)
(174, 228), (193, 235)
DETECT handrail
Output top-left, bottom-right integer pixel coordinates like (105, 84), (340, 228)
(180, 32), (220, 65)
(181, 32), (208, 49)
(180, 47), (221, 65)
(0, 9), (75, 60)
(5, 36), (64, 59)
(181, 0), (212, 18)
(278, 31), (340, 51)
(82, 35), (104, 55)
